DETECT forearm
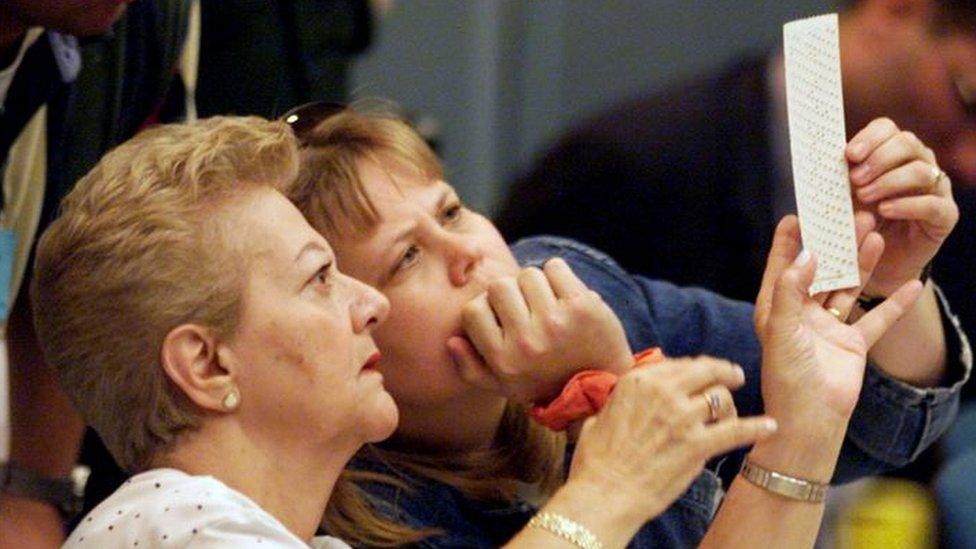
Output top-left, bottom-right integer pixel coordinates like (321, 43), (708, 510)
(505, 480), (644, 549)
(700, 426), (845, 548)
(861, 282), (945, 387)
(7, 294), (85, 477)
(2, 293), (84, 546)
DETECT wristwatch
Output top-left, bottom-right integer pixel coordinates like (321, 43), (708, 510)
(740, 457), (828, 503)
(0, 462), (84, 519)
(856, 262), (932, 312)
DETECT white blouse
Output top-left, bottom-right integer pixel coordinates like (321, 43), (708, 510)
(63, 468), (350, 548)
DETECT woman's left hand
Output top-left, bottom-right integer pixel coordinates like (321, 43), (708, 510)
(753, 216), (922, 443)
(847, 118), (959, 297)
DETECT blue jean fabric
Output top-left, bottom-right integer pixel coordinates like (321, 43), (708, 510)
(349, 236), (971, 548)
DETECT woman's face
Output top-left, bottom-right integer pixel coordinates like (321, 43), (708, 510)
(327, 160), (520, 410)
(222, 188), (397, 452)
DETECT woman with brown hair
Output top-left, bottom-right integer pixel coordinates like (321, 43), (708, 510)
(287, 103), (968, 547)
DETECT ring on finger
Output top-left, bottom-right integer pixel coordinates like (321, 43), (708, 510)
(703, 392), (722, 423)
(929, 165), (947, 190)
(827, 307), (842, 319)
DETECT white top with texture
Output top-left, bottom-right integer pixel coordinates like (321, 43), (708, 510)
(63, 468), (350, 549)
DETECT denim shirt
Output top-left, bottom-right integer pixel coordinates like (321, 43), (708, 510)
(347, 236), (971, 548)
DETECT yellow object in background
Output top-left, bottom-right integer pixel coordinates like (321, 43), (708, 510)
(835, 478), (937, 549)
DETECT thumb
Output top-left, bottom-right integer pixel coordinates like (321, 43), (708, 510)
(767, 249), (817, 335)
(447, 336), (501, 392)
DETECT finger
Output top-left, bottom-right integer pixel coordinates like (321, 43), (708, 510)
(822, 231), (885, 319)
(767, 248), (817, 333)
(447, 336), (502, 392)
(850, 130), (934, 188)
(543, 257), (588, 299)
(853, 280), (924, 347)
(664, 356), (746, 394)
(856, 160), (946, 203)
(846, 117), (901, 164)
(485, 277), (530, 333)
(690, 386), (737, 424)
(877, 195), (960, 234)
(693, 415), (778, 460)
(517, 267), (558, 314)
(461, 293), (503, 358)
(852, 210), (878, 246)
(755, 215), (801, 332)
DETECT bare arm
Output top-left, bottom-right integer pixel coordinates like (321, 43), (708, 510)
(1, 289), (85, 547)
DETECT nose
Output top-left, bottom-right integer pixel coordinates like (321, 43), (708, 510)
(442, 232), (483, 287)
(347, 275), (390, 332)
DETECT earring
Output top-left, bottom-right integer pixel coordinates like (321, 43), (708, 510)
(222, 389), (240, 411)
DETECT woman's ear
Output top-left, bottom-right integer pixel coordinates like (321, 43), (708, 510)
(160, 324), (238, 413)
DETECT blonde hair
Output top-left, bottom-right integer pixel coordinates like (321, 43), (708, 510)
(288, 105), (566, 547)
(31, 116), (299, 472)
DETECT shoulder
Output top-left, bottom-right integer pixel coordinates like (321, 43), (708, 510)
(65, 469), (307, 548)
(511, 236), (626, 276)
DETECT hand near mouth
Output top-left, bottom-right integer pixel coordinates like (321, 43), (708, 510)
(447, 258), (633, 403)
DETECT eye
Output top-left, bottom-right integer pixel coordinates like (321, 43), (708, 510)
(441, 201), (464, 224)
(312, 262), (333, 288)
(393, 244), (422, 275)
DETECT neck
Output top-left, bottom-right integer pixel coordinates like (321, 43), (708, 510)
(155, 419), (355, 542)
(0, 12), (28, 70)
(391, 390), (508, 453)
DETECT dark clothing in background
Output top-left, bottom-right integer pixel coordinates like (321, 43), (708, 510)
(196, 0), (372, 118)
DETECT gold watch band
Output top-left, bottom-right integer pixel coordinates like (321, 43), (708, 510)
(740, 457), (829, 503)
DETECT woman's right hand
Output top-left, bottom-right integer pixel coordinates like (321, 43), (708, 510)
(553, 357), (777, 544)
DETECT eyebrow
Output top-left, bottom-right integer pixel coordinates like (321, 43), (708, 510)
(388, 187), (452, 245)
(294, 240), (330, 263)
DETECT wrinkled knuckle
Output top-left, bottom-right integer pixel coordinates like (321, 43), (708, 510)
(877, 116), (897, 131)
(542, 312), (569, 338)
(515, 335), (545, 360)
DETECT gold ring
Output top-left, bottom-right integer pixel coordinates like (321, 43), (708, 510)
(827, 307), (842, 319)
(704, 392), (721, 423)
(930, 165), (947, 190)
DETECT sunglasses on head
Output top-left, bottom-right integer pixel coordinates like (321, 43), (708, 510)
(280, 101), (346, 141)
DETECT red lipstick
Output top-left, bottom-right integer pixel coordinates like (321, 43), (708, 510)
(363, 352), (382, 370)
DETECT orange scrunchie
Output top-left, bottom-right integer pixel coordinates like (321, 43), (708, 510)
(530, 347), (665, 431)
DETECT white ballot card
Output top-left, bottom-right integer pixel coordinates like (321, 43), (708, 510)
(784, 13), (860, 294)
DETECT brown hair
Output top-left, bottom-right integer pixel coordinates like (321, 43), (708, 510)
(31, 116), (299, 472)
(288, 105), (566, 547)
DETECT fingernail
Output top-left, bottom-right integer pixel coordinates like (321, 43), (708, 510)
(733, 365), (745, 381)
(858, 187), (875, 201)
(794, 249), (812, 266)
(764, 418), (779, 432)
(849, 142), (865, 159)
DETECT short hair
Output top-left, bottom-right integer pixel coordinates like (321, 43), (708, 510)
(31, 116), (299, 472)
(287, 106), (443, 240)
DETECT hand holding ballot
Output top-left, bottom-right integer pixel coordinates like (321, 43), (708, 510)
(846, 118), (960, 298)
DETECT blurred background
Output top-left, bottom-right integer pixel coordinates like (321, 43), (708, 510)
(352, 0), (839, 213)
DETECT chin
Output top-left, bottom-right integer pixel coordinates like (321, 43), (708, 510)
(362, 392), (400, 443)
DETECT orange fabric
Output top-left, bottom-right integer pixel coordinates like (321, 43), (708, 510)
(530, 347), (665, 431)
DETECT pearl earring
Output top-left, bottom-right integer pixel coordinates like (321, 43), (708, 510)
(222, 389), (240, 411)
